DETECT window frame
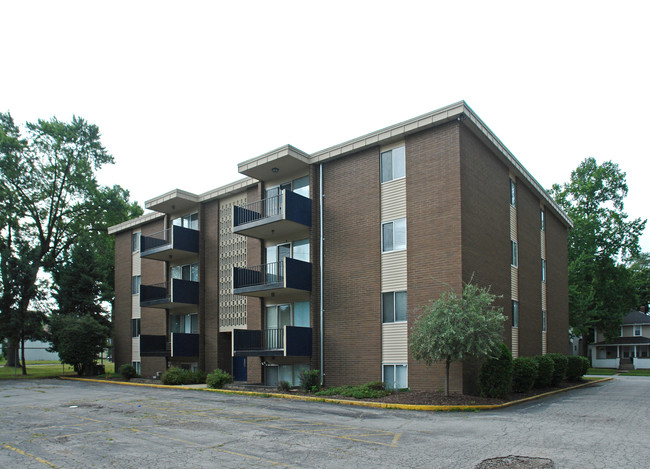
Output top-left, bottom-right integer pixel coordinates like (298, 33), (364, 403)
(382, 218), (407, 253)
(512, 300), (519, 328)
(380, 145), (406, 183)
(382, 291), (407, 323)
(541, 259), (547, 283)
(634, 325), (642, 336)
(131, 318), (141, 337)
(510, 179), (517, 206)
(382, 363), (408, 390)
(542, 310), (547, 332)
(511, 240), (518, 267)
(132, 232), (140, 252)
(131, 275), (141, 295)
(540, 209), (546, 232)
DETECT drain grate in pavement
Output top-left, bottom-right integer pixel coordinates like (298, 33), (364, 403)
(475, 455), (554, 468)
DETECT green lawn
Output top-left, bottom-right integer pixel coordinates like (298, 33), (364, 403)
(0, 361), (114, 379)
(623, 369), (650, 376)
(586, 368), (618, 375)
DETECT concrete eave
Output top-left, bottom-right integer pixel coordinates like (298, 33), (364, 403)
(108, 211), (165, 235)
(238, 145), (311, 182)
(198, 177), (258, 203)
(145, 189), (200, 216)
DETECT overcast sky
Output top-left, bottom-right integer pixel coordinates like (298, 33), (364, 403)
(2, 1), (648, 251)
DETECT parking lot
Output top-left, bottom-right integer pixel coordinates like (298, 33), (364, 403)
(1, 376), (649, 468)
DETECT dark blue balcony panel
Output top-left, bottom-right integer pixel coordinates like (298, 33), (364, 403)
(140, 335), (169, 357)
(140, 279), (199, 310)
(233, 326), (312, 357)
(233, 190), (311, 239)
(233, 257), (311, 298)
(171, 332), (199, 358)
(140, 226), (199, 262)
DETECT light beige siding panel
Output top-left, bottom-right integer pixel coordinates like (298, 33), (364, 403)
(131, 337), (140, 362)
(131, 296), (141, 319)
(542, 331), (547, 355)
(381, 178), (406, 222)
(540, 232), (546, 259)
(382, 250), (407, 291)
(511, 266), (519, 301)
(382, 322), (408, 362)
(541, 286), (547, 310)
(510, 205), (517, 241)
(132, 251), (141, 276)
(511, 327), (519, 359)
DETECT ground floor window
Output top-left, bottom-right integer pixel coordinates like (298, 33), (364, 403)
(131, 361), (141, 375)
(383, 364), (407, 389)
(264, 363), (309, 387)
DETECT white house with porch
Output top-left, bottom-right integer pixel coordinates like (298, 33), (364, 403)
(590, 310), (650, 370)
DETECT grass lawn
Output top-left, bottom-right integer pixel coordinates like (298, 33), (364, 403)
(623, 369), (650, 376)
(586, 368), (618, 375)
(0, 361), (114, 379)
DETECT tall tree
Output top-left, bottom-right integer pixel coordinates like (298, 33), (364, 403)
(551, 158), (646, 344)
(409, 282), (506, 396)
(628, 252), (650, 312)
(0, 112), (139, 374)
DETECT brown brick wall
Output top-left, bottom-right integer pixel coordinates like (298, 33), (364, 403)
(246, 184), (263, 383)
(407, 122), (464, 392)
(545, 210), (570, 354)
(201, 200), (220, 372)
(517, 179), (543, 357)
(322, 146), (382, 387)
(458, 124), (511, 393)
(113, 231), (132, 371)
(309, 164), (321, 372)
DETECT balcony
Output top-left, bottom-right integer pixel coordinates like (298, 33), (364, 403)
(233, 326), (312, 357)
(233, 258), (311, 298)
(140, 279), (199, 310)
(139, 333), (199, 358)
(233, 190), (311, 239)
(140, 225), (199, 263)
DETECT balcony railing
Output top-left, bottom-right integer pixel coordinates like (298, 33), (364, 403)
(140, 279), (199, 309)
(233, 190), (311, 239)
(140, 225), (199, 262)
(170, 332), (199, 357)
(140, 335), (169, 357)
(233, 258), (311, 298)
(233, 326), (312, 357)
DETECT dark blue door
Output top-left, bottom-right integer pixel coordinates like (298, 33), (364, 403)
(233, 357), (247, 382)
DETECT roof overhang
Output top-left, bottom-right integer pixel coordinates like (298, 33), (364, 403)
(108, 212), (165, 235)
(237, 145), (311, 181)
(145, 189), (200, 216)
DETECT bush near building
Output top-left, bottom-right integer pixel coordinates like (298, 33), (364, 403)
(479, 343), (513, 398)
(511, 357), (538, 393)
(547, 353), (569, 386)
(206, 369), (233, 389)
(161, 367), (206, 385)
(532, 355), (554, 388)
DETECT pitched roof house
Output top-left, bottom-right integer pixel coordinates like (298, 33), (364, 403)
(590, 310), (650, 369)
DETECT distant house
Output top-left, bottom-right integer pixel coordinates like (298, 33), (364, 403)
(1, 340), (60, 362)
(590, 310), (650, 370)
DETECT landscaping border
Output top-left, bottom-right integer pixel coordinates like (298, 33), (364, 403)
(58, 376), (613, 411)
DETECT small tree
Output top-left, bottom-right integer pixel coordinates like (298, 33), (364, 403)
(49, 315), (110, 375)
(409, 282), (506, 396)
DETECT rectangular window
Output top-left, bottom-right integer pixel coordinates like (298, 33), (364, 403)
(173, 212), (199, 230)
(170, 313), (198, 334)
(131, 318), (141, 337)
(510, 179), (517, 206)
(540, 209), (545, 232)
(132, 232), (140, 252)
(382, 218), (406, 252)
(293, 239), (310, 263)
(293, 301), (310, 327)
(541, 259), (547, 283)
(511, 241), (518, 267)
(512, 300), (519, 328)
(131, 275), (141, 295)
(634, 325), (642, 336)
(380, 146), (406, 183)
(171, 263), (199, 282)
(131, 361), (141, 375)
(383, 364), (408, 389)
(382, 291), (407, 323)
(292, 176), (310, 198)
(542, 310), (547, 332)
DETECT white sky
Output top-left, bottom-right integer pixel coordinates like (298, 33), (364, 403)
(2, 1), (649, 252)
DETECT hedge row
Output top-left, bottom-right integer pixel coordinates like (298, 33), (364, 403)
(479, 346), (590, 397)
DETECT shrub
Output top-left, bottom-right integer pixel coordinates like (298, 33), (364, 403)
(547, 353), (568, 386)
(299, 369), (321, 393)
(118, 364), (138, 381)
(532, 355), (554, 388)
(566, 356), (585, 381)
(479, 343), (513, 398)
(511, 357), (538, 393)
(277, 380), (291, 392)
(364, 381), (386, 391)
(206, 369), (233, 389)
(580, 356), (590, 376)
(162, 367), (208, 385)
(315, 382), (391, 399)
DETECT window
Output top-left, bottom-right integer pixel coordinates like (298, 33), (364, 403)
(510, 179), (517, 206)
(132, 232), (140, 252)
(540, 209), (545, 232)
(541, 259), (547, 283)
(131, 318), (141, 337)
(511, 241), (518, 267)
(265, 363), (310, 387)
(292, 176), (310, 198)
(512, 300), (519, 328)
(171, 263), (199, 282)
(382, 291), (407, 323)
(131, 361), (141, 375)
(380, 146), (405, 183)
(131, 275), (141, 295)
(292, 239), (310, 263)
(383, 364), (408, 389)
(265, 302), (310, 329)
(382, 218), (406, 252)
(170, 313), (198, 334)
(634, 325), (642, 336)
(173, 212), (199, 230)
(542, 310), (547, 332)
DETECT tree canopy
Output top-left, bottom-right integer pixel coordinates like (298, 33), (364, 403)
(49, 314), (110, 376)
(409, 282), (506, 396)
(0, 112), (141, 373)
(551, 157), (646, 342)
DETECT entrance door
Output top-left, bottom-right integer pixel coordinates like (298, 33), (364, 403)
(233, 357), (247, 382)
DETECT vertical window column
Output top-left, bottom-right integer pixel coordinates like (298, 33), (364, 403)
(541, 206), (548, 355)
(510, 176), (519, 358)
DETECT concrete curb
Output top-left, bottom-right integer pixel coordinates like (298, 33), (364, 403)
(58, 376), (613, 412)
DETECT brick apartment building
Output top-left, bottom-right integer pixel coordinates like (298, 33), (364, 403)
(109, 101), (571, 394)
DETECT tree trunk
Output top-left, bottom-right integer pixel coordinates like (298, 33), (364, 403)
(20, 335), (27, 375)
(4, 340), (19, 367)
(445, 356), (451, 397)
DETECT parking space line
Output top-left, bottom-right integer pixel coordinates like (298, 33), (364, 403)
(1, 443), (60, 468)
